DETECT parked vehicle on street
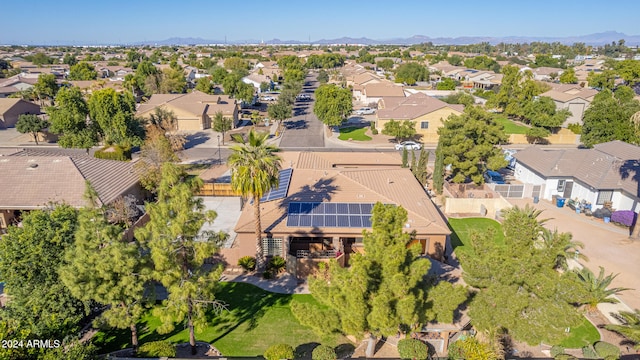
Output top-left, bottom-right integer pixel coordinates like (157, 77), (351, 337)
(296, 94), (311, 101)
(354, 107), (375, 115)
(394, 141), (422, 150)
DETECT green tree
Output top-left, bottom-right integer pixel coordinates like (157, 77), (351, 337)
(581, 86), (640, 147)
(159, 67), (186, 93)
(436, 78), (457, 90)
(308, 203), (466, 357)
(587, 69), (616, 90)
(60, 205), (149, 354)
(382, 119), (417, 142)
(376, 58), (395, 71)
(441, 91), (475, 107)
(575, 266), (631, 312)
(461, 205), (584, 345)
(212, 111), (233, 145)
(224, 57), (249, 73)
(448, 55), (463, 66)
(464, 55), (500, 72)
(135, 127), (179, 193)
(16, 114), (48, 145)
(228, 130), (282, 271)
(0, 205), (87, 339)
(317, 69), (329, 84)
(523, 96), (572, 129)
(401, 147), (409, 168)
(210, 66), (229, 84)
(135, 163), (226, 355)
(438, 106), (508, 184)
(537, 228), (587, 271)
(68, 61), (98, 80)
(87, 88), (144, 147)
(47, 86), (99, 150)
(394, 62), (429, 84)
(397, 338), (429, 360)
(605, 310), (640, 350)
(614, 59), (640, 84)
(448, 337), (500, 360)
(314, 84), (353, 127)
(559, 68), (578, 84)
(413, 149), (430, 187)
(33, 73), (59, 105)
(259, 81), (270, 92)
(195, 76), (213, 94)
(267, 101), (292, 121)
(27, 52), (54, 66)
(63, 53), (78, 66)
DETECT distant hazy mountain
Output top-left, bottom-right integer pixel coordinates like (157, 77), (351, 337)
(137, 31), (640, 46)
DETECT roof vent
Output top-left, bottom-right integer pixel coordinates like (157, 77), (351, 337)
(28, 163), (38, 169)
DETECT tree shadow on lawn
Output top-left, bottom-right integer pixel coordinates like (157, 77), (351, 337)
(295, 342), (320, 360)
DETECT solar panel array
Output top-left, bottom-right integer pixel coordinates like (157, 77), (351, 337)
(287, 202), (375, 228)
(260, 168), (293, 202)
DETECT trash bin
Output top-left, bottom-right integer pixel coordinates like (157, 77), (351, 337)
(533, 196), (539, 204)
(603, 216), (611, 223)
(556, 197), (566, 208)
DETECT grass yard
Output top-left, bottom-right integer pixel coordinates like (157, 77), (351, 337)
(338, 127), (372, 141)
(93, 282), (349, 358)
(494, 116), (529, 134)
(448, 217), (505, 257)
(556, 317), (601, 348)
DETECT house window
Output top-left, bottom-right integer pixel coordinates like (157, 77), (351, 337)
(596, 191), (613, 205)
(262, 238), (282, 257)
(557, 180), (566, 192)
(420, 121), (429, 129)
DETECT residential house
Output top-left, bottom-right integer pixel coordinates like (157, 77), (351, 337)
(356, 81), (405, 105)
(0, 148), (143, 230)
(513, 141), (640, 212)
(222, 151), (451, 277)
(136, 90), (239, 131)
(540, 84), (598, 126)
(375, 92), (464, 143)
(96, 65), (133, 81)
(574, 59), (606, 83)
(0, 75), (38, 98)
(530, 66), (564, 81)
(242, 73), (273, 92)
(0, 98), (41, 129)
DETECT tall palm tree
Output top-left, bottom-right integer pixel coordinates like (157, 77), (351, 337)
(575, 266), (631, 312)
(606, 309), (640, 350)
(228, 130), (281, 271)
(538, 228), (588, 270)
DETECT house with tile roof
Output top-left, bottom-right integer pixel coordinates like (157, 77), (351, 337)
(356, 82), (405, 105)
(136, 90), (239, 131)
(0, 149), (143, 230)
(0, 98), (41, 128)
(375, 93), (464, 143)
(513, 141), (640, 212)
(540, 84), (598, 126)
(221, 151), (451, 277)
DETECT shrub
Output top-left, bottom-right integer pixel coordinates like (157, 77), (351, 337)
(567, 123), (583, 134)
(267, 255), (286, 274)
(93, 145), (131, 161)
(398, 338), (429, 360)
(551, 345), (565, 358)
(555, 354), (578, 360)
(371, 128), (378, 135)
(594, 341), (620, 359)
(138, 340), (176, 358)
(611, 210), (636, 227)
(581, 344), (599, 359)
(264, 343), (294, 360)
(237, 256), (256, 272)
(312, 345), (337, 360)
(262, 269), (273, 279)
(370, 121), (376, 129)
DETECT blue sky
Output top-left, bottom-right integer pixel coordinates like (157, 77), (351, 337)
(2, 0), (639, 44)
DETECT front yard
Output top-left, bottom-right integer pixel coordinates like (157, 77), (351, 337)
(494, 116), (529, 134)
(93, 282), (349, 358)
(338, 126), (372, 141)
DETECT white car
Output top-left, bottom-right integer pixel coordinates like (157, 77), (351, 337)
(354, 107), (375, 115)
(395, 141), (422, 150)
(261, 96), (276, 101)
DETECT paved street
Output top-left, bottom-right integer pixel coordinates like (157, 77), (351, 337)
(278, 74), (325, 148)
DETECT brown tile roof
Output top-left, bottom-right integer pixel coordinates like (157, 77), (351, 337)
(541, 87), (598, 103)
(0, 98), (40, 116)
(377, 93), (462, 120)
(363, 82), (405, 98)
(234, 152), (450, 236)
(594, 140), (640, 160)
(137, 91), (237, 118)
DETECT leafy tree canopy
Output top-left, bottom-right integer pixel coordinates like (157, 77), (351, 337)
(581, 86), (640, 147)
(313, 84), (352, 126)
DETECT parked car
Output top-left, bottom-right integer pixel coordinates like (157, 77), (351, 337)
(296, 94), (311, 101)
(394, 141), (422, 150)
(354, 107), (375, 115)
(484, 170), (506, 184)
(261, 96), (276, 101)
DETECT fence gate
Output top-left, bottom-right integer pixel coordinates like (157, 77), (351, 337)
(493, 184), (524, 198)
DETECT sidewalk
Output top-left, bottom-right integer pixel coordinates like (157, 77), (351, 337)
(220, 272), (309, 294)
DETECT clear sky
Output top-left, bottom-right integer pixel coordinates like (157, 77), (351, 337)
(2, 0), (639, 45)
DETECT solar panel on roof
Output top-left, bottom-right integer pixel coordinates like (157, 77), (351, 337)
(349, 215), (362, 227)
(336, 203), (349, 214)
(300, 202), (313, 214)
(286, 202), (378, 228)
(299, 214), (312, 227)
(259, 168), (293, 202)
(287, 214), (300, 227)
(325, 215), (337, 227)
(324, 203), (337, 214)
(337, 215), (350, 227)
(311, 215), (324, 227)
(362, 215), (372, 227)
(289, 202), (301, 214)
(349, 203), (361, 214)
(310, 203), (325, 214)
(361, 203), (373, 214)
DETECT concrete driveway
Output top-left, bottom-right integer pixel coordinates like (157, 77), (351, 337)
(508, 198), (640, 311)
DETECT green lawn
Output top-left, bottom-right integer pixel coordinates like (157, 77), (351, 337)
(556, 317), (601, 348)
(494, 116), (529, 134)
(93, 282), (349, 358)
(448, 217), (505, 257)
(338, 127), (372, 141)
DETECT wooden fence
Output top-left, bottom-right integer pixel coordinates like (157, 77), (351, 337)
(195, 183), (240, 197)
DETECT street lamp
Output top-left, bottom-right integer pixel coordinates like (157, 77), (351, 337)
(217, 134), (221, 164)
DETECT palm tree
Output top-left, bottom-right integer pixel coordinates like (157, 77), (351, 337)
(538, 228), (588, 270)
(575, 266), (631, 312)
(227, 130), (281, 271)
(606, 309), (640, 350)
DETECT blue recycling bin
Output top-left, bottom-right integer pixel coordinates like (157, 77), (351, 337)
(533, 196), (539, 204)
(556, 197), (566, 208)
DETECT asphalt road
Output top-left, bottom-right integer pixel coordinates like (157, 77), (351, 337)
(278, 74), (325, 148)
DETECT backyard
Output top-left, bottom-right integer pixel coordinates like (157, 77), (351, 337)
(494, 116), (529, 134)
(93, 282), (350, 358)
(338, 126), (372, 141)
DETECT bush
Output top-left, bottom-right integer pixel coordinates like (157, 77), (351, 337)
(371, 128), (378, 135)
(398, 338), (429, 360)
(138, 340), (176, 358)
(370, 121), (376, 129)
(93, 145), (131, 161)
(262, 269), (273, 279)
(238, 256), (256, 272)
(551, 345), (565, 358)
(267, 255), (286, 274)
(567, 123), (583, 134)
(581, 344), (599, 359)
(264, 343), (294, 360)
(312, 345), (337, 360)
(447, 340), (464, 360)
(555, 354), (578, 360)
(611, 210), (636, 227)
(594, 341), (620, 359)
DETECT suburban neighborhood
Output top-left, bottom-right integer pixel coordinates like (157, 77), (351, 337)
(2, 3), (640, 360)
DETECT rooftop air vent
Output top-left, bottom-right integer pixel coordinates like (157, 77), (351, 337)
(28, 163), (38, 169)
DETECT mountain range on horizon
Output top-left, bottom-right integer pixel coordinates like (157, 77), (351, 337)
(129, 31), (640, 47)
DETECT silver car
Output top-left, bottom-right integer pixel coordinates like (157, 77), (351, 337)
(395, 141), (422, 150)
